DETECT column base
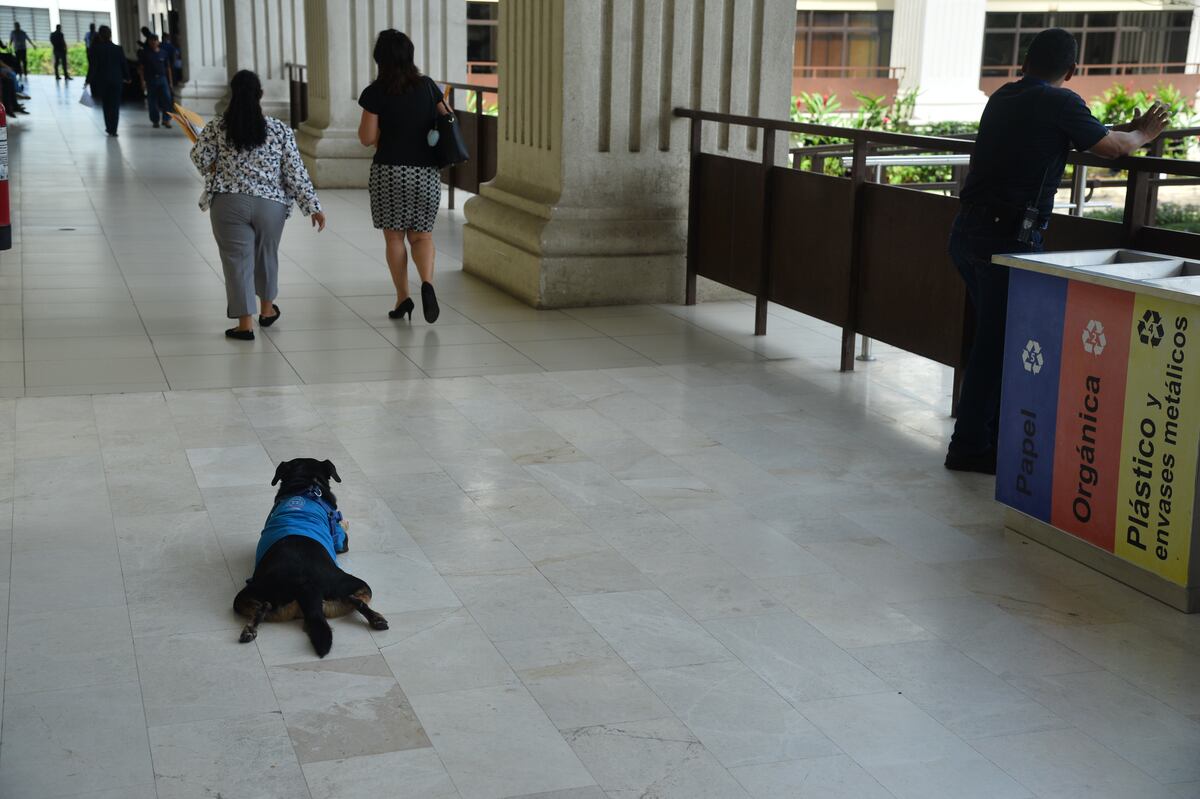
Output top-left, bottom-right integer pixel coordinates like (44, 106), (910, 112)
(175, 81), (227, 117)
(462, 185), (687, 309)
(296, 125), (371, 188)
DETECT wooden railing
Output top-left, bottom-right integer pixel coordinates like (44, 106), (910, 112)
(433, 79), (499, 209)
(793, 64), (904, 79)
(675, 107), (1200, 407)
(984, 62), (1200, 78)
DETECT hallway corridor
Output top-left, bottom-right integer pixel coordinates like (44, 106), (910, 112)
(0, 79), (1197, 799)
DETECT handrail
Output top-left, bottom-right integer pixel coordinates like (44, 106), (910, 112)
(793, 65), (905, 79)
(986, 62), (1200, 77)
(435, 79), (499, 94)
(674, 108), (1200, 179)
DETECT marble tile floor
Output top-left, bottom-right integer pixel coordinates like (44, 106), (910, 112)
(0, 79), (1198, 799)
(2, 77), (850, 397)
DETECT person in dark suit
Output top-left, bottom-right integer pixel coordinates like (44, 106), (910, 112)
(49, 24), (70, 81)
(85, 26), (131, 137)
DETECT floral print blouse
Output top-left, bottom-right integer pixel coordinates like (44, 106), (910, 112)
(190, 115), (322, 217)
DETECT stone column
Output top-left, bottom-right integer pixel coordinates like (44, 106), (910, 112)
(177, 0), (229, 115)
(223, 0), (307, 121)
(297, 0), (467, 188)
(462, 0), (793, 308)
(890, 0), (988, 123)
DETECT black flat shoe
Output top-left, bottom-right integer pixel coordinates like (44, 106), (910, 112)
(259, 303), (281, 327)
(225, 328), (255, 341)
(421, 282), (439, 324)
(389, 297), (414, 320)
(944, 449), (996, 475)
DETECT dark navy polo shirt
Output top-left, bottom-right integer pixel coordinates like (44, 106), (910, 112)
(961, 76), (1109, 218)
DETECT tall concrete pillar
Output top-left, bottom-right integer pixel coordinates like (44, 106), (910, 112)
(177, 0), (229, 114)
(890, 0), (988, 123)
(223, 0), (307, 121)
(462, 0), (793, 308)
(297, 0), (467, 188)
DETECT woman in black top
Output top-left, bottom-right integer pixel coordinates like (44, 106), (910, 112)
(357, 30), (449, 323)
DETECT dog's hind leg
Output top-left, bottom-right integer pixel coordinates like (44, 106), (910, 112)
(299, 590), (333, 657)
(346, 595), (389, 631)
(239, 600), (272, 643)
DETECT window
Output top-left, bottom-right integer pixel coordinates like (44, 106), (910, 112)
(794, 10), (893, 77)
(59, 9), (112, 44)
(981, 11), (1194, 77)
(0, 5), (51, 42)
(467, 0), (497, 68)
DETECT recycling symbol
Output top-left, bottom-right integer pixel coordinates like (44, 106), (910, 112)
(1138, 309), (1164, 347)
(1022, 339), (1044, 374)
(1082, 320), (1107, 355)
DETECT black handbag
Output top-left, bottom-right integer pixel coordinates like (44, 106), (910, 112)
(427, 79), (469, 168)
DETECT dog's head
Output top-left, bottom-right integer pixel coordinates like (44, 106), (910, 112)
(271, 458), (342, 505)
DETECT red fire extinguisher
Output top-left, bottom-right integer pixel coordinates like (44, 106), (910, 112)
(0, 103), (9, 251)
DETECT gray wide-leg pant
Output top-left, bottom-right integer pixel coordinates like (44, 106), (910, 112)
(210, 193), (288, 318)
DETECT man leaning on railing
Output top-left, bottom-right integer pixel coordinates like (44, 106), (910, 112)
(945, 27), (1169, 476)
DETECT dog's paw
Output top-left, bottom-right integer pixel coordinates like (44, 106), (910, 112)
(370, 617), (389, 630)
(239, 628), (258, 643)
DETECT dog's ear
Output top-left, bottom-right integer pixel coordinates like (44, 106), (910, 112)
(271, 461), (286, 486)
(323, 459), (341, 483)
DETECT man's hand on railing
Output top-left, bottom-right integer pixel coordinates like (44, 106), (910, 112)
(1090, 102), (1170, 159)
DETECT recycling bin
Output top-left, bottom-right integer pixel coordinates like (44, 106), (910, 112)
(994, 248), (1200, 612)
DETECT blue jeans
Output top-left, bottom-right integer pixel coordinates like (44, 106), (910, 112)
(145, 75), (172, 124)
(947, 208), (1044, 457)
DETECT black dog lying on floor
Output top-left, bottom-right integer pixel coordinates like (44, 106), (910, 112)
(233, 458), (388, 657)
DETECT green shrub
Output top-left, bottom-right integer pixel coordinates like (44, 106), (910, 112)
(1085, 202), (1200, 234)
(790, 89), (975, 181)
(1089, 83), (1195, 159)
(23, 44), (88, 77)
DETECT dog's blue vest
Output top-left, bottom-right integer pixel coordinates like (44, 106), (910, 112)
(255, 487), (347, 567)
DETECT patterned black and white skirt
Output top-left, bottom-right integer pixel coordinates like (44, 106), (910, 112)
(368, 164), (442, 232)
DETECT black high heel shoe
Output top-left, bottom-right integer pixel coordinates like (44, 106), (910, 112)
(259, 303), (281, 327)
(389, 297), (414, 320)
(421, 282), (439, 324)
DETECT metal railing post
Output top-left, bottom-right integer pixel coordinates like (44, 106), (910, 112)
(446, 87), (456, 211)
(841, 134), (869, 372)
(684, 116), (702, 306)
(857, 335), (875, 362)
(1070, 164), (1087, 216)
(755, 128), (776, 336)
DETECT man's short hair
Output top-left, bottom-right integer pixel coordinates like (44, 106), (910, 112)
(1025, 28), (1078, 78)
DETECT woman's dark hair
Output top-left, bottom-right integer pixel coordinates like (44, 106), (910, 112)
(373, 29), (421, 94)
(225, 70), (268, 151)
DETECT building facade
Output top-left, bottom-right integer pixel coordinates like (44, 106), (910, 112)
(0, 0), (116, 42)
(793, 0), (1200, 120)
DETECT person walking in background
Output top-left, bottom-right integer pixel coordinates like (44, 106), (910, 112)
(161, 33), (182, 86)
(49, 24), (70, 81)
(191, 70), (326, 340)
(84, 22), (97, 71)
(7, 22), (34, 79)
(357, 29), (446, 323)
(85, 26), (130, 137)
(138, 34), (174, 128)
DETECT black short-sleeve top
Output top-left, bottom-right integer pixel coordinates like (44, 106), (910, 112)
(358, 76), (441, 167)
(960, 76), (1110, 218)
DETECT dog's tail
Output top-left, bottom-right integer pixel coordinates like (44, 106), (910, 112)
(298, 587), (332, 658)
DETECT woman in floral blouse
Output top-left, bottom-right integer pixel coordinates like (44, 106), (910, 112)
(190, 70), (326, 340)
